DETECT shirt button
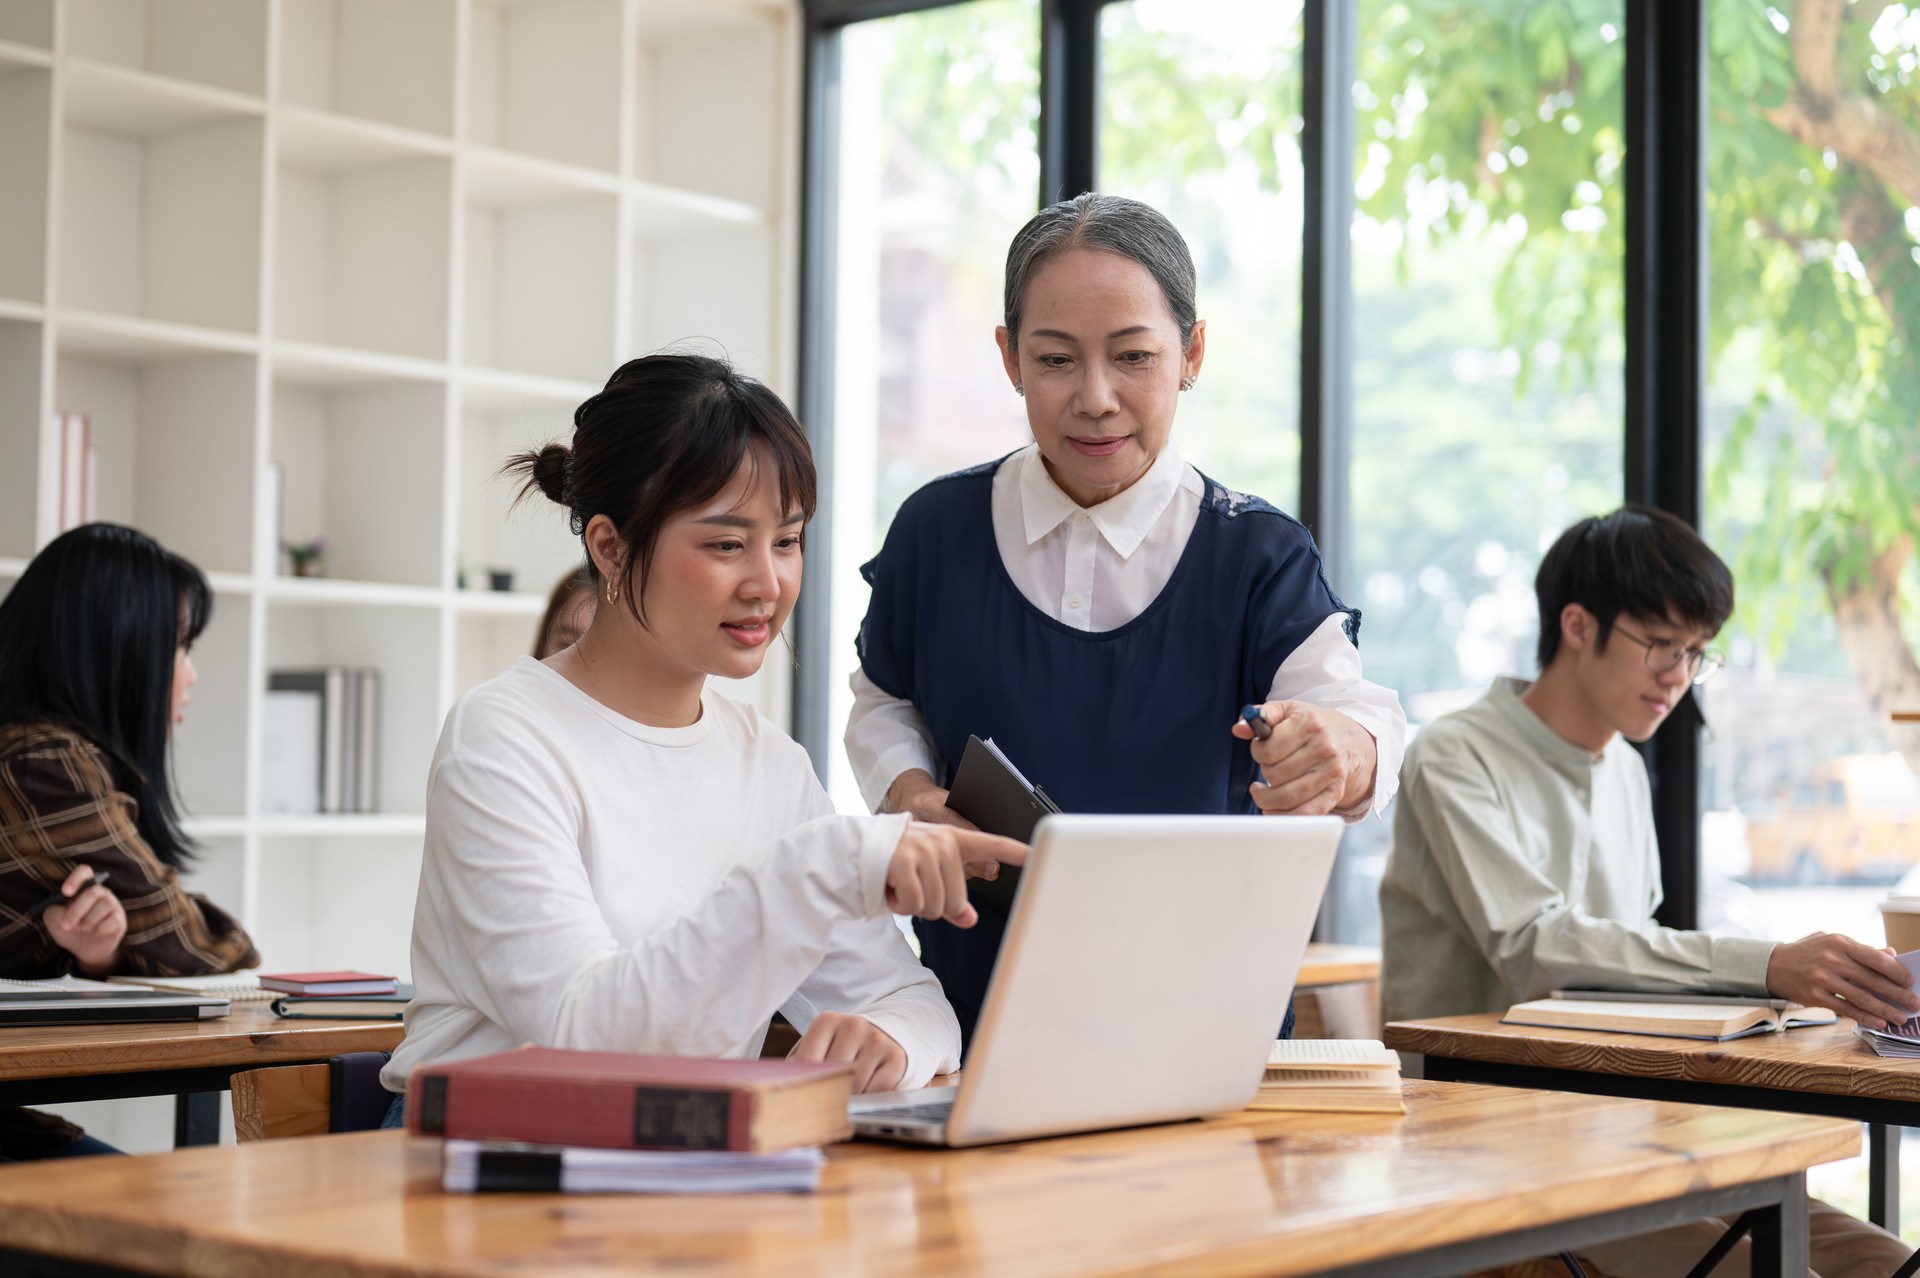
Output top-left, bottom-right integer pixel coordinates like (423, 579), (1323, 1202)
(1074, 513), (1089, 526)
(1069, 596), (1084, 609)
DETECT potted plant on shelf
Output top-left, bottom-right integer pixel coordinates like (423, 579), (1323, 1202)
(283, 536), (327, 578)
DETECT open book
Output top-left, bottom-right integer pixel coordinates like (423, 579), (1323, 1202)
(1504, 996), (1837, 1041)
(106, 971), (271, 1003)
(1248, 1038), (1406, 1114)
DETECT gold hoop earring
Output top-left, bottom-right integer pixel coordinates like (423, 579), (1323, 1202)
(604, 577), (618, 607)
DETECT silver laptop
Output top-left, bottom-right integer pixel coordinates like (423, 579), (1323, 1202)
(0, 976), (229, 1026)
(850, 813), (1341, 1147)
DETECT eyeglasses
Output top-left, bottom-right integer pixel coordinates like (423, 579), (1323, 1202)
(1609, 623), (1725, 685)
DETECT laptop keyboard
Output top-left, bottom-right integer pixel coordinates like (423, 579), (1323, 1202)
(857, 1097), (956, 1124)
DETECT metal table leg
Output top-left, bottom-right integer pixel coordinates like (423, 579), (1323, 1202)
(1748, 1173), (1810, 1278)
(1871, 1123), (1902, 1232)
(173, 1092), (220, 1146)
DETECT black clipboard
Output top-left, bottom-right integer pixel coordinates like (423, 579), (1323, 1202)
(943, 735), (1060, 911)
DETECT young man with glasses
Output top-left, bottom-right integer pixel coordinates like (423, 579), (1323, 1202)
(1382, 505), (1919, 1028)
(1382, 506), (1920, 1275)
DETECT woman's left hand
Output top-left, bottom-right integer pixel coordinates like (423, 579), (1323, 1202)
(1231, 702), (1378, 816)
(789, 1011), (908, 1093)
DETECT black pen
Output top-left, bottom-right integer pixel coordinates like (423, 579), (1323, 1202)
(26, 871), (108, 920)
(1240, 704), (1272, 740)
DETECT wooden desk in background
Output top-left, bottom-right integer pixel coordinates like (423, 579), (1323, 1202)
(0, 1006), (403, 1147)
(1387, 1014), (1920, 1231)
(1295, 943), (1382, 1039)
(0, 1081), (1855, 1277)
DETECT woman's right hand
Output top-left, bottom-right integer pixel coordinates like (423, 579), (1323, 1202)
(887, 822), (1028, 928)
(43, 864), (126, 975)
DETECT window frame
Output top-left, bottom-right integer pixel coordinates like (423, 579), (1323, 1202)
(797, 0), (1710, 927)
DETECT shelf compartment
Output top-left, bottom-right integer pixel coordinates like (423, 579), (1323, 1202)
(459, 365), (597, 412)
(0, 64), (48, 305)
(59, 66), (263, 334)
(468, 0), (622, 173)
(274, 141), (452, 360)
(455, 612), (544, 701)
(270, 376), (446, 588)
(630, 223), (774, 376)
(172, 599), (250, 816)
(0, 1), (52, 50)
(53, 338), (257, 576)
(59, 309), (257, 359)
(263, 602), (441, 819)
(253, 834), (423, 976)
(463, 159), (616, 383)
(0, 319), (39, 560)
(279, 0), (456, 137)
(277, 106), (452, 173)
(66, 1), (267, 96)
(632, 10), (780, 209)
(457, 397), (582, 617)
(273, 339), (445, 389)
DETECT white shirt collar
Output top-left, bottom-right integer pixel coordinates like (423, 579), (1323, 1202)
(1015, 440), (1189, 561)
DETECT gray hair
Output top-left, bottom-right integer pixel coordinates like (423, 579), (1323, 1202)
(1002, 193), (1198, 352)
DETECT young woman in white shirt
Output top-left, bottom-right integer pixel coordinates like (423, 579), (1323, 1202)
(380, 354), (1023, 1119)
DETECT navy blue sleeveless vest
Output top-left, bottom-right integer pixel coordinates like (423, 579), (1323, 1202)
(856, 457), (1357, 1044)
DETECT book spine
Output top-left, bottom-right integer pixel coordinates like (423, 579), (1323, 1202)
(355, 668), (379, 813)
(409, 1073), (753, 1151)
(322, 667), (349, 813)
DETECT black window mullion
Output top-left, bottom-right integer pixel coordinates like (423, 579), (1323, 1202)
(1039, 0), (1100, 203)
(1298, 0), (1355, 594)
(1624, 0), (1709, 929)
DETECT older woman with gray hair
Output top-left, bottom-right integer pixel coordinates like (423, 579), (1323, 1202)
(846, 193), (1408, 1046)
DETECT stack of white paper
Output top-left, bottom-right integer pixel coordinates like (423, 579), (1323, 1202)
(441, 1141), (825, 1194)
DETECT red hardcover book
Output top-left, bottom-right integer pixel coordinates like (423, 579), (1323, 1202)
(257, 971), (398, 996)
(407, 1046), (855, 1153)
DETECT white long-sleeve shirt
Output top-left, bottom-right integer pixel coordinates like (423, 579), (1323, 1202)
(382, 657), (961, 1093)
(846, 442), (1407, 818)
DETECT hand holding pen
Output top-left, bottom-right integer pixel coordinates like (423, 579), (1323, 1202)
(35, 866), (126, 974)
(1233, 701), (1379, 816)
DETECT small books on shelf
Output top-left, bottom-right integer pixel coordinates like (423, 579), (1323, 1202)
(106, 971), (270, 1003)
(263, 668), (381, 814)
(409, 1046), (855, 1153)
(258, 971), (398, 996)
(1249, 1038), (1406, 1115)
(944, 735), (1061, 909)
(1503, 996), (1837, 1041)
(272, 983), (412, 1020)
(54, 411), (95, 534)
(441, 1141), (824, 1194)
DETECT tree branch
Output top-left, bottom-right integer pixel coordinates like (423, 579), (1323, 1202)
(1767, 0), (1920, 208)
(1840, 178), (1919, 324)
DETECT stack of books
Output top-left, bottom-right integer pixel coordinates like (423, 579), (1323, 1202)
(408, 1046), (855, 1194)
(1250, 1039), (1407, 1115)
(1854, 1020), (1920, 1058)
(260, 970), (412, 1021)
(262, 668), (381, 814)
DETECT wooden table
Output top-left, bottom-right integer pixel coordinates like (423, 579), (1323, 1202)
(0, 1006), (403, 1146)
(1298, 942), (1380, 989)
(1387, 1014), (1920, 1232)
(0, 1080), (1857, 1277)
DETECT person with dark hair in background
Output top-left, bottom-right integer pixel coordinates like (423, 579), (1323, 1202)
(849, 193), (1407, 1045)
(1381, 505), (1912, 1278)
(533, 568), (595, 659)
(379, 353), (1025, 1123)
(0, 523), (259, 1161)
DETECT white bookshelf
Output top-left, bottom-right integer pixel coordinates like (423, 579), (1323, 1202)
(0, 0), (798, 997)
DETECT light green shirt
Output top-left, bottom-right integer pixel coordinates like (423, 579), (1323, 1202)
(1381, 677), (1776, 1024)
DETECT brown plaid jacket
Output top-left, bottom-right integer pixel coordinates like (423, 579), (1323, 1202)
(0, 723), (258, 978)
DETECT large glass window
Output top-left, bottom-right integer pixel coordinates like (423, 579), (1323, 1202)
(824, 1), (1040, 811)
(1699, 5), (1920, 970)
(1097, 0), (1305, 511)
(1330, 1), (1627, 938)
